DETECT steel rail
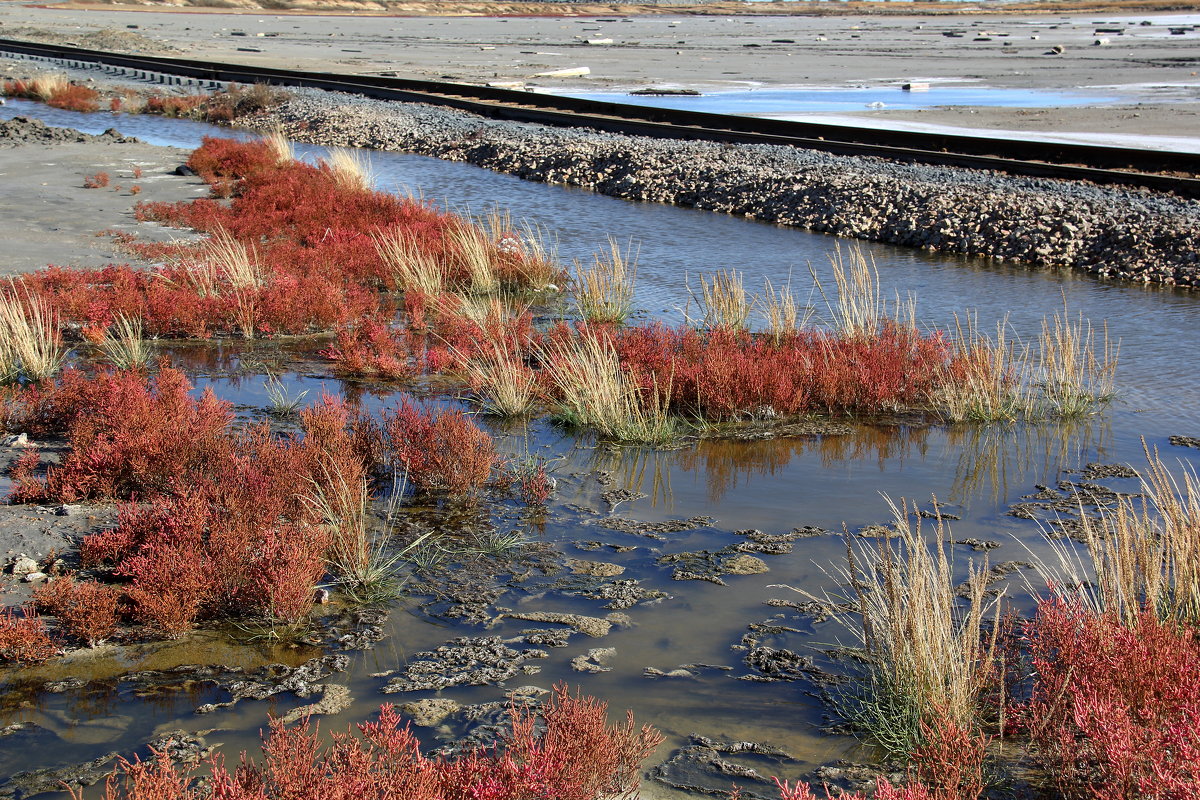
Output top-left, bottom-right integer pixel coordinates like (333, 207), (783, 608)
(4, 36), (1200, 197)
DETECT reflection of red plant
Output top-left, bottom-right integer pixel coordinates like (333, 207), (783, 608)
(76, 684), (663, 800)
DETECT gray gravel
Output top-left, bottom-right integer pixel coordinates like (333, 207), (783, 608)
(0, 115), (138, 148)
(250, 89), (1200, 288)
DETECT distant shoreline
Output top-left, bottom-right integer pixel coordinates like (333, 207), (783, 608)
(26, 0), (1200, 19)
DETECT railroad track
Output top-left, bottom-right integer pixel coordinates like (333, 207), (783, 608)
(4, 36), (1200, 198)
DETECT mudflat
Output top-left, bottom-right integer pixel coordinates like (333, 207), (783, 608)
(1, 2), (1198, 138)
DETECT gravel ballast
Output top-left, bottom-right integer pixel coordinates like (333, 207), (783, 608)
(251, 90), (1200, 288)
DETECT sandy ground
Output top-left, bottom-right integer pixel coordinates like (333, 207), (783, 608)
(2, 3), (1199, 139)
(0, 138), (205, 272)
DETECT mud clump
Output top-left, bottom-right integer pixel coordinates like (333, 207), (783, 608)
(0, 117), (138, 149)
(380, 636), (548, 693)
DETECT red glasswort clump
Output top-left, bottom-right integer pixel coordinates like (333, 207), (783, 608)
(381, 397), (499, 499)
(1014, 595), (1200, 799)
(75, 684), (663, 800)
(33, 575), (122, 647)
(0, 606), (57, 665)
(84, 172), (111, 189)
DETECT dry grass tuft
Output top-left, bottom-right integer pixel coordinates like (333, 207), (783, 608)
(0, 287), (64, 381)
(811, 245), (914, 338)
(574, 238), (638, 324)
(542, 331), (675, 444)
(461, 336), (539, 417)
(939, 314), (1033, 422)
(1036, 305), (1118, 418)
(757, 277), (808, 344)
(374, 228), (446, 295)
(1060, 442), (1200, 626)
(30, 73), (68, 101)
(482, 208), (561, 290)
(447, 223), (500, 294)
(693, 269), (751, 331)
(98, 314), (152, 370)
(322, 147), (375, 192)
(262, 128), (294, 164)
(782, 498), (1000, 755)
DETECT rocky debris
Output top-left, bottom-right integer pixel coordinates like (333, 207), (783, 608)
(0, 433), (31, 448)
(601, 488), (647, 510)
(1170, 435), (1200, 449)
(500, 611), (622, 637)
(574, 540), (638, 553)
(324, 607), (388, 650)
(399, 697), (462, 726)
(812, 761), (906, 796)
(0, 752), (120, 799)
(571, 647), (617, 673)
(569, 578), (669, 609)
(764, 597), (856, 624)
(381, 636), (548, 693)
(649, 735), (796, 799)
(254, 91), (1200, 290)
(0, 117), (138, 149)
(144, 731), (213, 766)
(565, 558), (625, 577)
(594, 515), (717, 540)
(279, 683), (352, 724)
(955, 537), (1001, 551)
(645, 663), (733, 679)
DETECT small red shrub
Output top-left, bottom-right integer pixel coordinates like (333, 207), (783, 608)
(84, 172), (111, 189)
(130, 185), (142, 196)
(0, 606), (57, 665)
(381, 397), (498, 499)
(110, 97), (122, 112)
(1015, 596), (1200, 799)
(47, 84), (101, 113)
(33, 576), (122, 647)
(79, 683), (663, 800)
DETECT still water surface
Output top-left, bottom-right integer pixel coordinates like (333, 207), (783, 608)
(0, 100), (1197, 798)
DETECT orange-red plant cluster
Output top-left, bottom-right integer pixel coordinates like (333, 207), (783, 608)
(18, 137), (558, 340)
(3, 366), (508, 638)
(1013, 596), (1200, 799)
(0, 606), (57, 665)
(75, 684), (663, 800)
(2, 79), (100, 112)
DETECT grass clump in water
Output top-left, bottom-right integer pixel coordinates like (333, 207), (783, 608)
(573, 238), (638, 324)
(784, 499), (1001, 757)
(542, 330), (676, 445)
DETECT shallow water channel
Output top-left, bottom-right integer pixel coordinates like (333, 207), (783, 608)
(1, 101), (1199, 798)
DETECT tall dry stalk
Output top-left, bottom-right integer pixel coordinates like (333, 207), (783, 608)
(1036, 305), (1118, 417)
(783, 498), (1001, 755)
(810, 245), (914, 338)
(98, 314), (151, 370)
(693, 270), (751, 331)
(0, 287), (64, 381)
(447, 224), (500, 294)
(757, 277), (808, 344)
(374, 228), (446, 295)
(322, 147), (375, 192)
(939, 313), (1033, 422)
(174, 227), (264, 296)
(541, 332), (675, 444)
(573, 238), (638, 324)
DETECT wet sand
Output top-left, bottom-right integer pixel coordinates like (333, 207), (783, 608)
(1, 3), (1198, 140)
